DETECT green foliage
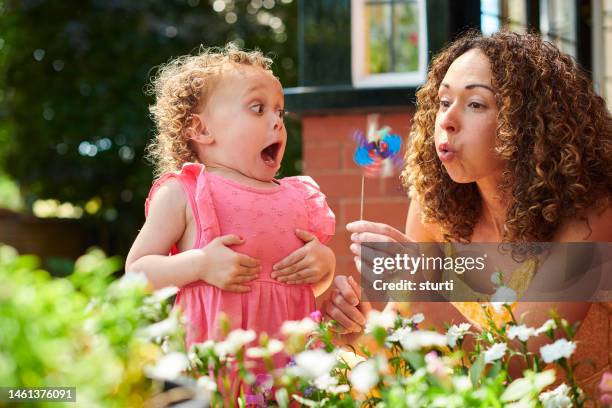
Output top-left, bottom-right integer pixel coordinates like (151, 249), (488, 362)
(0, 172), (23, 210)
(0, 245), (178, 407)
(0, 0), (299, 255)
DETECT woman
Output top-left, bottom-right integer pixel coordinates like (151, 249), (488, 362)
(325, 31), (612, 397)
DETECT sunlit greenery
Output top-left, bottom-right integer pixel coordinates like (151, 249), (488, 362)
(0, 0), (299, 255)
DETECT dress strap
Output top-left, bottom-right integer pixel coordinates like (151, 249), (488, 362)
(145, 162), (220, 252)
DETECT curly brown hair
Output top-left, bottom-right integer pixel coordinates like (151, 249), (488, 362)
(401, 30), (612, 242)
(146, 43), (273, 177)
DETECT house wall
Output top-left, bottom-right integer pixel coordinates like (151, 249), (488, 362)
(301, 111), (414, 293)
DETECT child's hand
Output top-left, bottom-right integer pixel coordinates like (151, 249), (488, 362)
(198, 234), (261, 292)
(271, 229), (334, 285)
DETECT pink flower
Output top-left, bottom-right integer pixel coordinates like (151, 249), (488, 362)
(310, 310), (323, 323)
(600, 372), (612, 393)
(600, 371), (612, 406)
(425, 351), (449, 379)
(601, 392), (612, 406)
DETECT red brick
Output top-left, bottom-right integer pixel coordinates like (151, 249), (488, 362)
(335, 257), (359, 277)
(378, 112), (414, 136)
(309, 173), (364, 199)
(303, 142), (341, 170)
(303, 115), (367, 142)
(342, 199), (409, 231)
(382, 177), (409, 197)
(326, 229), (352, 258)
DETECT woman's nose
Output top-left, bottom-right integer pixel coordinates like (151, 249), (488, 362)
(438, 105), (459, 133)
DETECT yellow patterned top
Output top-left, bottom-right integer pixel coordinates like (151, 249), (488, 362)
(442, 243), (539, 328)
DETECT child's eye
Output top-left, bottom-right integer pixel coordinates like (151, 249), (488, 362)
(277, 109), (285, 118)
(250, 104), (264, 114)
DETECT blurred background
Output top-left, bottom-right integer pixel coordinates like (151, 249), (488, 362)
(0, 0), (610, 278)
(0, 0), (301, 275)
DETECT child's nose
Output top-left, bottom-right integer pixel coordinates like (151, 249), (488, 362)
(272, 113), (284, 131)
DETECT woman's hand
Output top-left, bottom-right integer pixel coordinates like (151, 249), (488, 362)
(347, 220), (411, 272)
(324, 275), (370, 335)
(271, 229), (335, 286)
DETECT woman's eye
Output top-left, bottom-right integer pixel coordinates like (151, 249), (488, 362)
(250, 104), (264, 114)
(468, 101), (484, 109)
(439, 100), (451, 109)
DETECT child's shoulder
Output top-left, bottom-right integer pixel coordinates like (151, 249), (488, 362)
(146, 177), (188, 220)
(280, 175), (322, 191)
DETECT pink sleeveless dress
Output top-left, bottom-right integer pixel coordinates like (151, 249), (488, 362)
(145, 163), (335, 350)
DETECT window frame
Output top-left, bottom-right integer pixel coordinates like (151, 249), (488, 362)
(350, 0), (428, 88)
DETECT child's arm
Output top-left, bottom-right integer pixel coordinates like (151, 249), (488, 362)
(271, 229), (335, 297)
(125, 179), (261, 290)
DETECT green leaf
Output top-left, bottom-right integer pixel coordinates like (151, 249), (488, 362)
(487, 360), (502, 379)
(470, 353), (485, 388)
(403, 351), (425, 370)
(501, 377), (533, 403)
(275, 388), (289, 408)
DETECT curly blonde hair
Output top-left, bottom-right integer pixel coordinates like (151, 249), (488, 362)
(402, 30), (612, 242)
(146, 43), (273, 177)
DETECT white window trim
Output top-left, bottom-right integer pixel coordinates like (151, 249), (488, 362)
(351, 0), (428, 88)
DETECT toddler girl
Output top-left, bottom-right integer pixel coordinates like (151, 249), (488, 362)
(126, 45), (335, 354)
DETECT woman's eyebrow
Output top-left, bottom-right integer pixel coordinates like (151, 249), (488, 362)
(440, 82), (496, 94)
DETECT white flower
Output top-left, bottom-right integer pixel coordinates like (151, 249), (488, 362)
(491, 286), (517, 313)
(446, 323), (471, 347)
(490, 270), (503, 286)
(507, 324), (536, 342)
(195, 375), (216, 403)
(328, 384), (350, 394)
(214, 329), (256, 359)
(539, 383), (572, 408)
(540, 339), (576, 363)
(365, 309), (396, 332)
(197, 375), (217, 392)
(386, 326), (412, 343)
(453, 376), (472, 392)
(116, 271), (150, 291)
(406, 313), (424, 325)
(152, 286), (179, 302)
(281, 318), (317, 337)
(146, 352), (189, 380)
(484, 342), (508, 363)
(246, 339), (284, 358)
(140, 317), (178, 339)
(399, 330), (447, 351)
(536, 319), (557, 335)
(349, 359), (379, 393)
(293, 349), (338, 379)
(337, 349), (366, 369)
(312, 373), (350, 394)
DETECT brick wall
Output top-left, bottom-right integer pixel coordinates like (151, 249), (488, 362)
(301, 111), (414, 295)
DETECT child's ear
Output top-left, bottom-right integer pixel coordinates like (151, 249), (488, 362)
(186, 114), (214, 145)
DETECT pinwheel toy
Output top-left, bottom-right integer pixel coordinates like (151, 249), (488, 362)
(353, 115), (403, 219)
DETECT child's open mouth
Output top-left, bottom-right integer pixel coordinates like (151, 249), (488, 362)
(261, 142), (281, 167)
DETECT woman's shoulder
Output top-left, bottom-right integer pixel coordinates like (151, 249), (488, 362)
(405, 197), (445, 242)
(554, 203), (612, 242)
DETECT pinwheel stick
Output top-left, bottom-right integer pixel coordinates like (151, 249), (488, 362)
(360, 175), (365, 220)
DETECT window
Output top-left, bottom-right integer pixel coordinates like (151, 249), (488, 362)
(539, 0), (577, 58)
(481, 0), (527, 35)
(351, 0), (427, 88)
(593, 0), (612, 111)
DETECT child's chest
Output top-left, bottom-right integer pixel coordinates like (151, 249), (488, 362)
(212, 188), (308, 266)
